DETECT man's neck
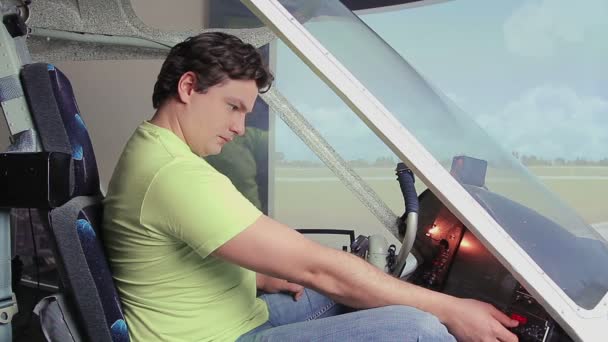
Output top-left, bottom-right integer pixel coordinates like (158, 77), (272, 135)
(149, 103), (187, 144)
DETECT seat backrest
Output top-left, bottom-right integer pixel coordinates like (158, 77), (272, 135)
(20, 63), (129, 342)
(21, 63), (100, 198)
(50, 196), (128, 342)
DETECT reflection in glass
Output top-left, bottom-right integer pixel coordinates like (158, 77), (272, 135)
(272, 0), (608, 309)
(272, 114), (399, 234)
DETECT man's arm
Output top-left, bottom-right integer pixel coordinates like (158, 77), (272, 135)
(215, 215), (518, 342)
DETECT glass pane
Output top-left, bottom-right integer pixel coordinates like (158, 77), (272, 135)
(274, 0), (608, 309)
(273, 113), (402, 241)
(360, 0), (608, 237)
(273, 38), (428, 237)
(207, 0), (266, 28)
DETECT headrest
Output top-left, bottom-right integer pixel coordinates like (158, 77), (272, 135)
(21, 63), (100, 197)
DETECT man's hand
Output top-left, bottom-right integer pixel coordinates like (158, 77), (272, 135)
(439, 297), (519, 342)
(256, 273), (305, 301)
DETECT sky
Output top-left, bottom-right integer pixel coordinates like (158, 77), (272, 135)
(273, 0), (608, 162)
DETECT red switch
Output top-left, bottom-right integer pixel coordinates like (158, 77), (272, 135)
(510, 313), (528, 325)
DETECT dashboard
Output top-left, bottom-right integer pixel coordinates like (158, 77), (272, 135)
(409, 190), (574, 342)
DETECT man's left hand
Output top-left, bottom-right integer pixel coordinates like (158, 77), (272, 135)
(256, 273), (305, 301)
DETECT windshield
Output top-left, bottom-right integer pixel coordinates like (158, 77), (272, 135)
(269, 0), (608, 309)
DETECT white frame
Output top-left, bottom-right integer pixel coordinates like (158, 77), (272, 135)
(241, 0), (608, 341)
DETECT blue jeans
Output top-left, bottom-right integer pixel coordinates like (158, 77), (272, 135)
(237, 289), (456, 341)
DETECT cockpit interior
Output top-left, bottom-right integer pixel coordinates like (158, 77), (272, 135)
(1, 0), (606, 341)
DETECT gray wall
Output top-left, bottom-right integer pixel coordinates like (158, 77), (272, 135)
(0, 0), (208, 188)
(54, 60), (163, 189)
(130, 0), (208, 32)
(58, 0), (208, 188)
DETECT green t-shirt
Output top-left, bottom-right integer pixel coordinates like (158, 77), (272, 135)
(102, 121), (268, 341)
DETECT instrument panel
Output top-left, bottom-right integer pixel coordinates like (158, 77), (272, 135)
(410, 190), (573, 342)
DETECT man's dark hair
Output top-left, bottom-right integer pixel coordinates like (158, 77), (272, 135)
(152, 32), (273, 109)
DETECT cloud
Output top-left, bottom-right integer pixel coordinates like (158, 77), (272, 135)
(503, 0), (608, 57)
(475, 85), (608, 159)
(274, 89), (608, 163)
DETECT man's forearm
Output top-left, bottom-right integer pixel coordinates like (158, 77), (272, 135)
(300, 246), (455, 323)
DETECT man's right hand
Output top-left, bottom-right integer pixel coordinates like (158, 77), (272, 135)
(439, 297), (519, 342)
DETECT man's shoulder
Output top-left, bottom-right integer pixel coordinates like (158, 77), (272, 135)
(150, 158), (231, 192)
(114, 123), (199, 175)
(156, 157), (220, 176)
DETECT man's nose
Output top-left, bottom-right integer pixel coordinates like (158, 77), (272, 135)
(231, 115), (246, 136)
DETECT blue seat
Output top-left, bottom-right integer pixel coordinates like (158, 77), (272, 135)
(21, 63), (100, 198)
(20, 63), (129, 342)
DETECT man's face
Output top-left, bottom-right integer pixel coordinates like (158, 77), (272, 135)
(178, 76), (258, 156)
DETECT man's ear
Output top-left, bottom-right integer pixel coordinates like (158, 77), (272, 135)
(176, 71), (197, 104)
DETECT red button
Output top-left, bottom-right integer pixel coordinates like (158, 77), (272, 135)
(510, 313), (528, 325)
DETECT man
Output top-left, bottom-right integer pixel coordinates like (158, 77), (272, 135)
(102, 32), (519, 341)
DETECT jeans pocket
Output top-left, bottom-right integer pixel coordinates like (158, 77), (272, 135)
(261, 289), (340, 326)
(306, 301), (337, 321)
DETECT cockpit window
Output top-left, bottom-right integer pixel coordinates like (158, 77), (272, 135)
(360, 0), (608, 235)
(269, 0), (608, 309)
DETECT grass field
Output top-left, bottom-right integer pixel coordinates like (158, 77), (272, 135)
(272, 166), (608, 240)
